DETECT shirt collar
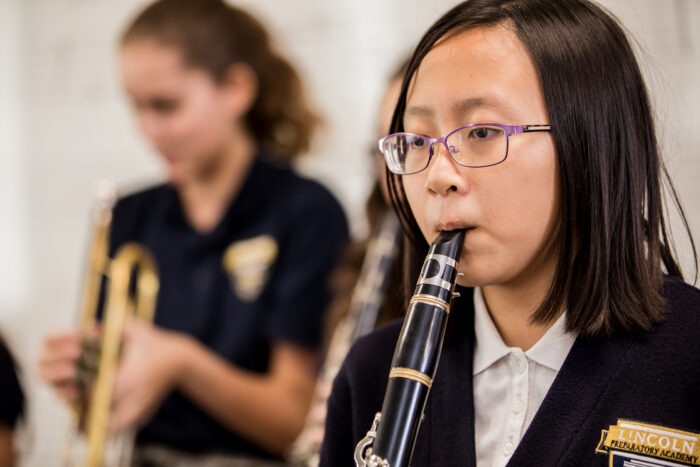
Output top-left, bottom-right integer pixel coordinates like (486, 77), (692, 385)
(526, 309), (576, 372)
(163, 150), (266, 232)
(473, 287), (511, 375)
(472, 287), (576, 375)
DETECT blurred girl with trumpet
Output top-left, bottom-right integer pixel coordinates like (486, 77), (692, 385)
(38, 0), (347, 464)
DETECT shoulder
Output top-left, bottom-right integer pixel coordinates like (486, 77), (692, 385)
(632, 276), (700, 377)
(109, 184), (170, 249)
(663, 275), (700, 308)
(338, 319), (403, 390)
(350, 317), (404, 357)
(258, 156), (347, 224)
(113, 183), (169, 220)
(660, 275), (700, 335)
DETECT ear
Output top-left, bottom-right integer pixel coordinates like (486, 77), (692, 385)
(220, 63), (259, 120)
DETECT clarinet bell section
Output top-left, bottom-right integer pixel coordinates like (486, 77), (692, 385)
(354, 229), (465, 467)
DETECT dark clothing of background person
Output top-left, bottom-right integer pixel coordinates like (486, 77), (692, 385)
(0, 336), (24, 467)
(108, 153), (348, 459)
(0, 338), (24, 429)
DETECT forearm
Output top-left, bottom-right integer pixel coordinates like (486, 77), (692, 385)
(0, 427), (14, 467)
(173, 335), (314, 454)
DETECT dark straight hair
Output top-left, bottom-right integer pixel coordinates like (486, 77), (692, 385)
(386, 0), (697, 337)
(121, 0), (320, 160)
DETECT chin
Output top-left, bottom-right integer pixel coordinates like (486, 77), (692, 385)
(162, 160), (188, 184)
(455, 275), (484, 288)
(165, 170), (187, 186)
(454, 259), (504, 289)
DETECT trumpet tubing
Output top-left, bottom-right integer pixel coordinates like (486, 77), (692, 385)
(69, 183), (160, 467)
(86, 243), (159, 467)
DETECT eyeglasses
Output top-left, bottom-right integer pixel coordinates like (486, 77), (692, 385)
(378, 123), (551, 175)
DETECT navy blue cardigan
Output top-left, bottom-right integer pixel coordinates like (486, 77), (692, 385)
(320, 277), (700, 466)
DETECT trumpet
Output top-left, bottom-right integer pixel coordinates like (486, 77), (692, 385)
(67, 182), (160, 467)
(354, 229), (465, 467)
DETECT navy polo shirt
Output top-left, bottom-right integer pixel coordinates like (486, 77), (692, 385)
(107, 153), (348, 457)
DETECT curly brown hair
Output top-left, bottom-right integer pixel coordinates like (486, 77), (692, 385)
(121, 0), (320, 160)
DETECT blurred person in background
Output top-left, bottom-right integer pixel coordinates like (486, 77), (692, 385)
(323, 59), (410, 348)
(0, 337), (24, 467)
(288, 60), (408, 466)
(38, 0), (347, 464)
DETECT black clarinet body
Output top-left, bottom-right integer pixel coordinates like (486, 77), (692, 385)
(354, 229), (465, 467)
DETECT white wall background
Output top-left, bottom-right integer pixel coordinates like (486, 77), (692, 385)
(0, 0), (697, 465)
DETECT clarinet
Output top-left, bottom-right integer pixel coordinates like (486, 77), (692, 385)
(354, 229), (465, 467)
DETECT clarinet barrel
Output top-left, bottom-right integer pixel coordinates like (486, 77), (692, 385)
(354, 229), (465, 467)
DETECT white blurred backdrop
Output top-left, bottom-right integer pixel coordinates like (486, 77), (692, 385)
(0, 0), (698, 464)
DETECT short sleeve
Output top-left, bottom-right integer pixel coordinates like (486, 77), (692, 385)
(265, 182), (349, 348)
(0, 340), (25, 428)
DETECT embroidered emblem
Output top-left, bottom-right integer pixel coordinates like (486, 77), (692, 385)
(596, 419), (700, 466)
(222, 235), (278, 302)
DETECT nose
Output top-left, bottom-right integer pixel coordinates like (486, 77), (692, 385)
(424, 141), (468, 196)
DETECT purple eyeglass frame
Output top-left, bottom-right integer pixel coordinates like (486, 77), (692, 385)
(378, 123), (552, 174)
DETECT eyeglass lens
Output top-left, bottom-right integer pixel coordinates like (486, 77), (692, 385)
(383, 125), (508, 174)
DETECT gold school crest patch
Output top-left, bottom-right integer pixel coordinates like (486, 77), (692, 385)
(596, 419), (700, 466)
(222, 235), (278, 302)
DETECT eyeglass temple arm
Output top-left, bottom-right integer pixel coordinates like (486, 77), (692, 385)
(522, 124), (551, 132)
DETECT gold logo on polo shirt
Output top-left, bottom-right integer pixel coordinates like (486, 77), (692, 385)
(596, 419), (700, 465)
(223, 235), (278, 302)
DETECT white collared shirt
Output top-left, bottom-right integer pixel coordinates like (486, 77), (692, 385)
(472, 287), (576, 467)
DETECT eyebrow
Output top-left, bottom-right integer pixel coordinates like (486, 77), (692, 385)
(452, 96), (504, 114)
(405, 96), (507, 119)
